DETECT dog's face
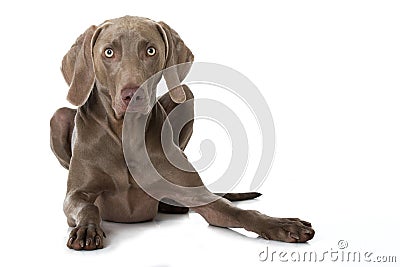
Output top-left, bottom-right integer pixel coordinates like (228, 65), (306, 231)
(93, 19), (166, 117)
(61, 16), (194, 118)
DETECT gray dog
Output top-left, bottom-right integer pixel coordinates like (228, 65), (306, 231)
(50, 16), (314, 250)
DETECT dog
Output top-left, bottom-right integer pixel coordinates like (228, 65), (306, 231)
(50, 16), (314, 250)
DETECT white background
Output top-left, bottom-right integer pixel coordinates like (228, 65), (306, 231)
(1, 0), (399, 266)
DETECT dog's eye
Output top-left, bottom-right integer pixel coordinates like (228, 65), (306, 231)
(146, 47), (156, 56)
(104, 48), (114, 58)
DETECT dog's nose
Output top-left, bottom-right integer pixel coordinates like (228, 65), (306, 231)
(121, 86), (139, 106)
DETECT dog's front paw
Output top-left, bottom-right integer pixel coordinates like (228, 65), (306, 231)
(67, 224), (106, 250)
(259, 217), (315, 243)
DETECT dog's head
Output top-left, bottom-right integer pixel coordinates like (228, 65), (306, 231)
(61, 16), (193, 118)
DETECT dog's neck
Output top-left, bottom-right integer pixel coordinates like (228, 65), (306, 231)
(79, 86), (123, 143)
(80, 85), (152, 143)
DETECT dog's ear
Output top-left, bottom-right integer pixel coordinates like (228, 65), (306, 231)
(157, 21), (194, 103)
(61, 25), (104, 106)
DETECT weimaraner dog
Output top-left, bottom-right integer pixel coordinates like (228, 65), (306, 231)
(50, 16), (314, 250)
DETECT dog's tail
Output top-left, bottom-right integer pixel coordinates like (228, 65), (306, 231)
(158, 192), (262, 214)
(216, 192), (262, 201)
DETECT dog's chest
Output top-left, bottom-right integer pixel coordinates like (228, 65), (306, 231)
(95, 166), (159, 222)
(94, 152), (159, 223)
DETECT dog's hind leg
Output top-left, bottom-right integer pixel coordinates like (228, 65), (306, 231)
(50, 107), (76, 170)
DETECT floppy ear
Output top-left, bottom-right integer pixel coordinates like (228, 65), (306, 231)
(157, 21), (194, 103)
(61, 25), (102, 106)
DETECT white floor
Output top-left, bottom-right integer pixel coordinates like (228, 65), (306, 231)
(54, 202), (398, 267)
(3, 164), (396, 267)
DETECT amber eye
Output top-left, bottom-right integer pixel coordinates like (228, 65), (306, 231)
(104, 48), (114, 58)
(146, 47), (156, 56)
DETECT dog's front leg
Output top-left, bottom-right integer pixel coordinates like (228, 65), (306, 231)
(141, 156), (315, 243)
(64, 190), (105, 250)
(191, 197), (314, 243)
(125, 105), (315, 243)
(63, 160), (109, 250)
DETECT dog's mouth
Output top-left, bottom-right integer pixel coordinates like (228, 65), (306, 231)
(118, 86), (152, 115)
(122, 95), (132, 107)
(121, 86), (139, 107)
(122, 94), (147, 106)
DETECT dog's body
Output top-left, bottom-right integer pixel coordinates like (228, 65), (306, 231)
(50, 16), (314, 250)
